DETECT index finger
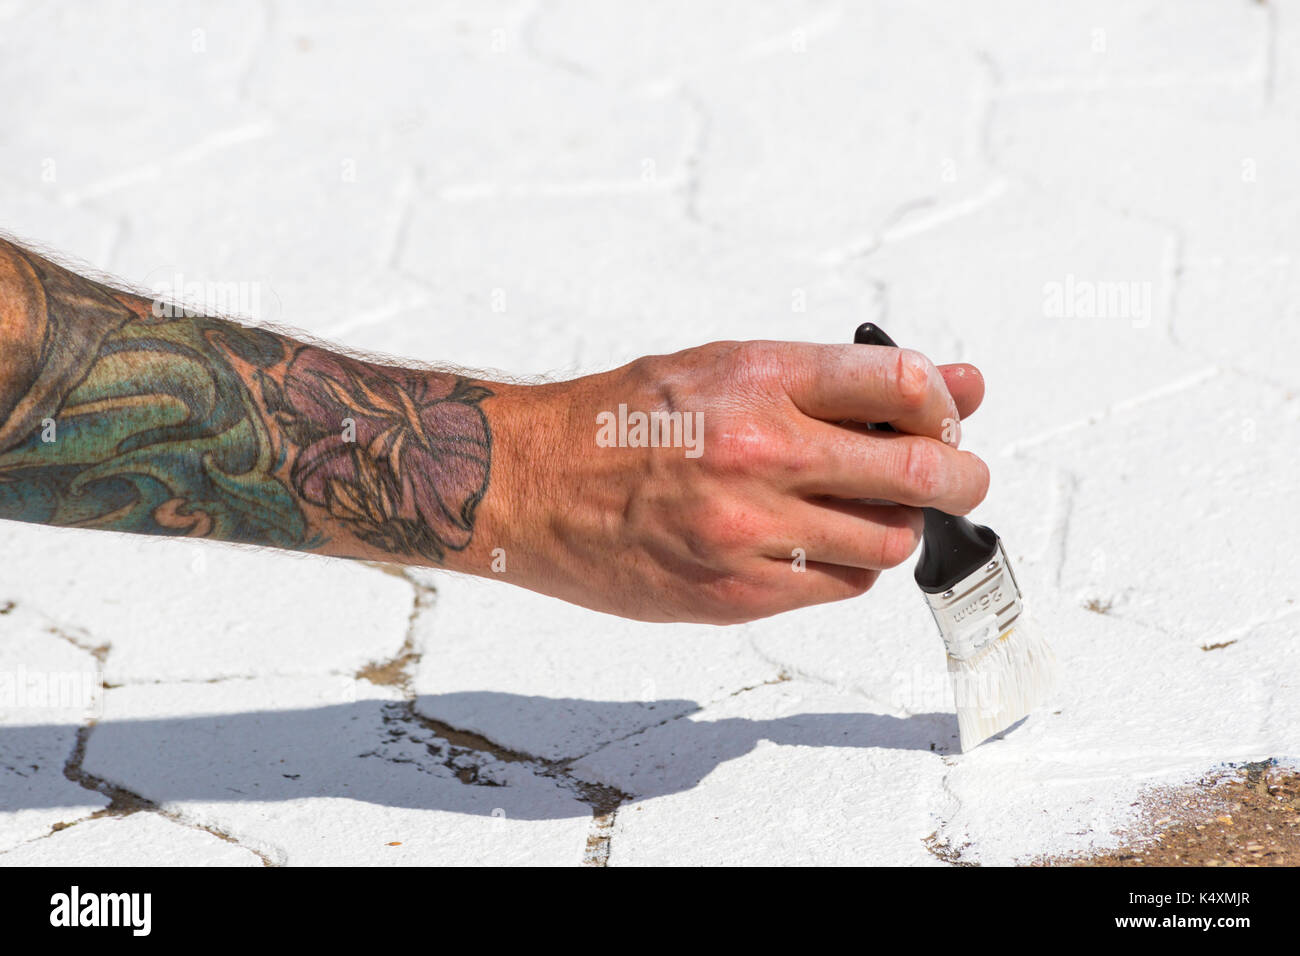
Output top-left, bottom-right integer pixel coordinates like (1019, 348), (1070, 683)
(785, 343), (961, 444)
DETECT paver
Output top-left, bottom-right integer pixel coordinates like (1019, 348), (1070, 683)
(80, 677), (592, 865)
(571, 679), (952, 866)
(0, 521), (413, 684)
(0, 812), (263, 866)
(0, 603), (109, 850)
(411, 573), (782, 762)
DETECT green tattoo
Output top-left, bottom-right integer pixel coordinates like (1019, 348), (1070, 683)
(0, 241), (492, 563)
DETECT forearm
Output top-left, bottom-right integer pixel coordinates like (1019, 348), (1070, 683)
(0, 236), (993, 625)
(0, 238), (522, 574)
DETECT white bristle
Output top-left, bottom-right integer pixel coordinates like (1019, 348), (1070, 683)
(947, 616), (1057, 752)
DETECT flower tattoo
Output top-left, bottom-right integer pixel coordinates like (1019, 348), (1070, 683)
(263, 346), (492, 562)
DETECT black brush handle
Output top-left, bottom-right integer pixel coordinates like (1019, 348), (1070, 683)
(852, 322), (998, 593)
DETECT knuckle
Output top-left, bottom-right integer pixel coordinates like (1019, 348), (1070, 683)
(959, 452), (992, 514)
(937, 453), (990, 516)
(875, 518), (922, 569)
(772, 427), (826, 479)
(842, 567), (880, 596)
(723, 340), (789, 394)
(900, 438), (944, 503)
(710, 423), (779, 474)
(709, 429), (751, 473)
(893, 349), (934, 412)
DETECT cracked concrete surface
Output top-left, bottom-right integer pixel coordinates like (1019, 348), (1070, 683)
(1, 0), (1299, 865)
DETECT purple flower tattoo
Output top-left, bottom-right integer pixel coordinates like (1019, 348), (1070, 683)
(269, 346), (492, 562)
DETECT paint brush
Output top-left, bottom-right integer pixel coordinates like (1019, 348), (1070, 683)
(853, 322), (1056, 750)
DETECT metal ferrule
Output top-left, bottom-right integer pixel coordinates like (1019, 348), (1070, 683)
(922, 542), (1023, 661)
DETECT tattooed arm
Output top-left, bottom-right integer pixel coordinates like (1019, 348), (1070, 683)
(0, 238), (514, 570)
(0, 237), (991, 624)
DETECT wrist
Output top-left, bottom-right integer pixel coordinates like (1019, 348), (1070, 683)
(437, 377), (569, 582)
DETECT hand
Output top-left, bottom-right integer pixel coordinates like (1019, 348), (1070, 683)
(482, 340), (990, 625)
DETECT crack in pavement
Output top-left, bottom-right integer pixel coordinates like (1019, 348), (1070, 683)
(25, 619), (286, 866)
(57, 719), (280, 866)
(1000, 365), (1222, 458)
(363, 698), (630, 866)
(355, 564), (630, 866)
